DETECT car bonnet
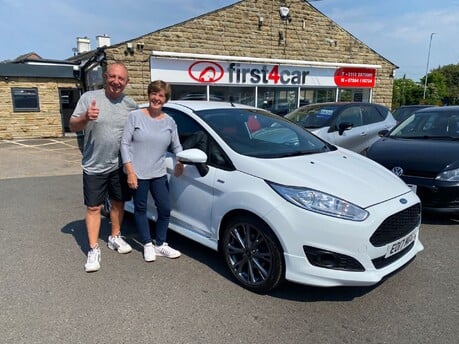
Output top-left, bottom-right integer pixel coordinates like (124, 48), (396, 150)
(234, 149), (411, 209)
(368, 138), (459, 172)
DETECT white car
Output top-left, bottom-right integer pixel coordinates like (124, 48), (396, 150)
(125, 101), (423, 292)
(285, 102), (397, 154)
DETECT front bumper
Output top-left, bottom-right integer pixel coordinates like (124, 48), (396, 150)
(263, 190), (423, 287)
(417, 184), (459, 214)
(402, 175), (459, 214)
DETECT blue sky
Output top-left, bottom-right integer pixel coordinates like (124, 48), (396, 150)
(1, 0), (457, 81)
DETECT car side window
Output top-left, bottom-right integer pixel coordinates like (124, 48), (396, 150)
(362, 105), (385, 125)
(447, 115), (459, 136)
(165, 107), (234, 170)
(164, 108), (202, 141)
(337, 107), (363, 128)
(208, 139), (234, 170)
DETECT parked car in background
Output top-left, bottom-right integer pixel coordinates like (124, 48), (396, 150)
(392, 105), (435, 123)
(124, 100), (423, 292)
(284, 102), (396, 154)
(367, 106), (459, 215)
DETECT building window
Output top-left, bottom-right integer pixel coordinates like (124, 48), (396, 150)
(170, 83), (372, 115)
(258, 87), (298, 116)
(210, 85), (255, 106)
(338, 88), (370, 102)
(312, 88), (338, 103)
(11, 87), (40, 112)
(171, 85), (208, 101)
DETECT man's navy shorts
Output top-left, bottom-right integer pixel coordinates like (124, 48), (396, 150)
(83, 168), (132, 207)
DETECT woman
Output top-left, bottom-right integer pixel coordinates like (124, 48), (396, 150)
(120, 80), (184, 262)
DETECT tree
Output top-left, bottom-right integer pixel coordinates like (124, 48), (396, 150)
(392, 77), (424, 109)
(420, 71), (447, 105)
(392, 63), (459, 107)
(432, 63), (459, 105)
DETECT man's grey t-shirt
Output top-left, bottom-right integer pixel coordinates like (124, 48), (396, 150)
(71, 89), (137, 174)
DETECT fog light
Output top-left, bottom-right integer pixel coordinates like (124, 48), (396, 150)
(317, 252), (339, 268)
(303, 246), (365, 272)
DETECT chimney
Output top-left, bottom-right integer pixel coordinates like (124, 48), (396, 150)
(76, 37), (91, 54)
(96, 34), (111, 48)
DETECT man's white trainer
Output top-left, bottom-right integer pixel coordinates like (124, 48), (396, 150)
(108, 234), (132, 254)
(85, 246), (101, 272)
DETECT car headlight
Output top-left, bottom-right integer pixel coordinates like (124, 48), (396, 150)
(268, 182), (368, 221)
(436, 168), (459, 182)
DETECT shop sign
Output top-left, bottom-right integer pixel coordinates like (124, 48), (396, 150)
(187, 61), (310, 85)
(188, 61), (225, 83)
(225, 63), (310, 85)
(151, 57), (376, 88)
(334, 67), (376, 87)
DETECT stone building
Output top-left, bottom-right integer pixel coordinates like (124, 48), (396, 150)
(0, 59), (81, 139)
(1, 0), (397, 139)
(77, 0), (397, 112)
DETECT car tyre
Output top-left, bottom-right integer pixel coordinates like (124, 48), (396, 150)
(222, 214), (285, 293)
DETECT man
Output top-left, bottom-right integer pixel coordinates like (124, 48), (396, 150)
(70, 62), (138, 272)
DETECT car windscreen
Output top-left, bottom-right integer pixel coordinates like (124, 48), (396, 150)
(392, 107), (413, 122)
(196, 108), (333, 158)
(392, 106), (432, 122)
(390, 111), (459, 139)
(284, 105), (337, 128)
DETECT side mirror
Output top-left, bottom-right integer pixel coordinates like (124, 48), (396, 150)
(176, 148), (209, 177)
(378, 129), (390, 137)
(338, 122), (353, 135)
(176, 148), (207, 164)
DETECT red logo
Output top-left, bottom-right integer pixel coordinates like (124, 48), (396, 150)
(334, 67), (376, 88)
(188, 61), (224, 83)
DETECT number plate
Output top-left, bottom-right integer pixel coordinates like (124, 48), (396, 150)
(385, 230), (417, 258)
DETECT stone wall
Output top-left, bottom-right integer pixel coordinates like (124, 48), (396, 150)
(103, 0), (395, 107)
(0, 0), (396, 139)
(0, 78), (79, 139)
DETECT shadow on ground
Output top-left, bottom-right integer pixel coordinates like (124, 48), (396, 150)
(61, 212), (424, 302)
(422, 212), (458, 225)
(61, 215), (138, 254)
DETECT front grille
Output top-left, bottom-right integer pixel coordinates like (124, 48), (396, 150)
(372, 242), (415, 269)
(369, 203), (421, 247)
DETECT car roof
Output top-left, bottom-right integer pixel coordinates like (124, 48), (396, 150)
(295, 102), (388, 110)
(304, 102), (376, 106)
(141, 100), (256, 111)
(395, 105), (434, 109)
(414, 106), (458, 113)
(286, 102), (389, 116)
(169, 100), (254, 110)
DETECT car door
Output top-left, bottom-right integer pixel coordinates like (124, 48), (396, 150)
(161, 108), (215, 241)
(167, 153), (216, 240)
(360, 104), (391, 150)
(327, 105), (366, 152)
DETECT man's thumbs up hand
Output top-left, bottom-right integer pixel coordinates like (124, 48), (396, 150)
(86, 100), (100, 121)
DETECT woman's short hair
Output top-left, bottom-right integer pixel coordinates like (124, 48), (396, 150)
(147, 80), (171, 102)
